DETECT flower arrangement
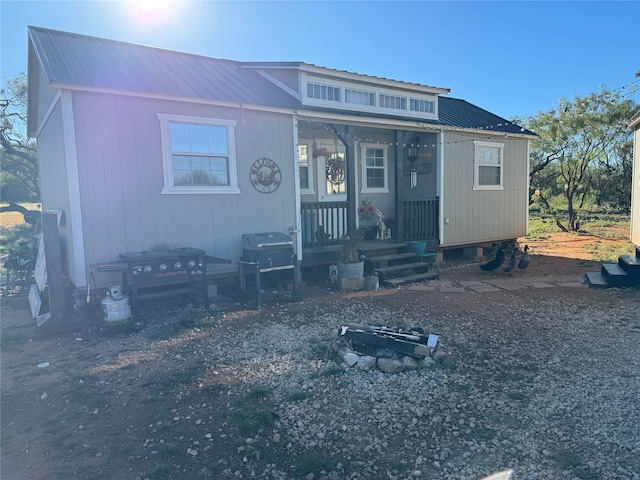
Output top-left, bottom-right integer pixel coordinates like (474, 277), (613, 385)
(357, 199), (376, 221)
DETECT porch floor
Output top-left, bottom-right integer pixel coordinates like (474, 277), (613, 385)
(301, 239), (410, 268)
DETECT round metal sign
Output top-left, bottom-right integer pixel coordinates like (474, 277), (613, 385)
(250, 157), (281, 193)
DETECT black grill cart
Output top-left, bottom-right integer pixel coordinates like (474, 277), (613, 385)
(91, 247), (230, 320)
(238, 232), (301, 308)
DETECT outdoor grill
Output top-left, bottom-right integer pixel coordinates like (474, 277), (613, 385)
(241, 232), (295, 271)
(118, 247), (209, 317)
(238, 232), (300, 307)
(91, 247), (219, 320)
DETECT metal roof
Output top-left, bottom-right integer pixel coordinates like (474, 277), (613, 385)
(439, 97), (535, 135)
(28, 26), (535, 136)
(28, 26), (300, 108)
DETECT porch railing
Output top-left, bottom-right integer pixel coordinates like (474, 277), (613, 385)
(301, 201), (350, 249)
(404, 197), (439, 241)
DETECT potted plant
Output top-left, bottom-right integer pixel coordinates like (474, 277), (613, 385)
(337, 224), (366, 279)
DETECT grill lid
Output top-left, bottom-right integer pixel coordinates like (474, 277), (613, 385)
(242, 232), (293, 249)
(119, 250), (165, 263)
(119, 247), (206, 263)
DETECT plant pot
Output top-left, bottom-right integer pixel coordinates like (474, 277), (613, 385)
(337, 261), (364, 279)
(362, 226), (378, 240)
(364, 275), (379, 291)
(410, 241), (427, 254)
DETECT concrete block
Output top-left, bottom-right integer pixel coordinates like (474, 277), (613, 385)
(339, 277), (365, 291)
(207, 283), (218, 299)
(463, 246), (484, 259)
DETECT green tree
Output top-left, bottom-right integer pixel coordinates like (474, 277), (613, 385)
(517, 86), (637, 230)
(1, 73), (40, 202)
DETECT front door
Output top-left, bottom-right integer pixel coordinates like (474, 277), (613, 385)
(316, 143), (347, 202)
(314, 142), (348, 242)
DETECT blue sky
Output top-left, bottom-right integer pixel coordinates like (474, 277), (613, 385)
(1, 0), (639, 120)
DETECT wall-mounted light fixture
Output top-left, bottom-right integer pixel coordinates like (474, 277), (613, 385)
(407, 139), (420, 188)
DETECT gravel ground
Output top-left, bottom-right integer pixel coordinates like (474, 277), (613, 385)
(1, 262), (639, 480)
(186, 271), (640, 480)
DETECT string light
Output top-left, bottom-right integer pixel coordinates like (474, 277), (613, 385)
(304, 119), (539, 148)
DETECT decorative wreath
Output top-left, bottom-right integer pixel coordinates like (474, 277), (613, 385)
(326, 153), (345, 185)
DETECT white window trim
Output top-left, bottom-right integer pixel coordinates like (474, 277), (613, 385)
(157, 113), (240, 195)
(473, 140), (504, 191)
(360, 143), (389, 194)
(298, 141), (315, 194)
(300, 72), (438, 121)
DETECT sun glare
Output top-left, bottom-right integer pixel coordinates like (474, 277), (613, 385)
(132, 0), (172, 15)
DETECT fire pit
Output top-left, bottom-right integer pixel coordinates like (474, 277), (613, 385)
(335, 324), (440, 373)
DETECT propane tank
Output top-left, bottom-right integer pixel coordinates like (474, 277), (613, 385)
(101, 286), (131, 323)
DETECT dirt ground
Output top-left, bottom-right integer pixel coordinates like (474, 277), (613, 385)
(1, 227), (638, 480)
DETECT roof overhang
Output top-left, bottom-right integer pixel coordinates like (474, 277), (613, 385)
(296, 109), (537, 139)
(629, 110), (640, 130)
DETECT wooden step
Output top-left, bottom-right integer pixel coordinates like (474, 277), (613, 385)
(374, 261), (428, 276)
(600, 263), (638, 287)
(382, 272), (440, 287)
(367, 252), (418, 266)
(586, 271), (609, 288)
(618, 254), (640, 275)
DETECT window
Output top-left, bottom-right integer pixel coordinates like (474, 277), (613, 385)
(379, 94), (406, 111)
(474, 141), (504, 190)
(345, 88), (375, 106)
(158, 114), (239, 194)
(410, 98), (435, 114)
(361, 144), (389, 193)
(307, 82), (340, 102)
(298, 143), (314, 193)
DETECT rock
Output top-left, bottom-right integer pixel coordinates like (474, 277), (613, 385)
(413, 344), (431, 357)
(377, 357), (405, 374)
(356, 355), (377, 371)
(433, 349), (449, 363)
(402, 356), (418, 370)
(421, 356), (436, 368)
(343, 352), (359, 366)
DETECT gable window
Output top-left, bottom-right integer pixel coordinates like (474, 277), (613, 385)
(361, 144), (389, 193)
(298, 143), (314, 194)
(158, 114), (239, 194)
(474, 141), (504, 190)
(345, 88), (375, 106)
(379, 94), (406, 111)
(307, 82), (340, 102)
(410, 98), (435, 114)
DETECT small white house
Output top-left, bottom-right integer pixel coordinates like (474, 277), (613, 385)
(27, 26), (536, 293)
(629, 110), (640, 245)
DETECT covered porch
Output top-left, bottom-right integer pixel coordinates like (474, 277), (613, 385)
(296, 118), (440, 267)
(300, 198), (439, 251)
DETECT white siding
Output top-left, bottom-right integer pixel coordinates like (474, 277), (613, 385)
(37, 99), (82, 285)
(440, 131), (529, 247)
(631, 127), (640, 245)
(71, 91), (297, 286)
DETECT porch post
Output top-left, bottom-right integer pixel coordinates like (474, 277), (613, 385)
(331, 124), (356, 227)
(395, 130), (413, 243)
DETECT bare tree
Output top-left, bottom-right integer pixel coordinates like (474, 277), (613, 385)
(1, 73), (40, 202)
